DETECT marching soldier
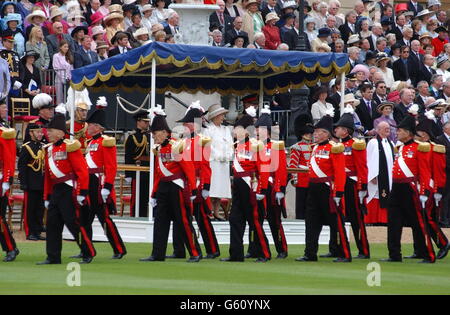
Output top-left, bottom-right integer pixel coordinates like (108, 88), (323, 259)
(125, 111), (151, 217)
(334, 105), (370, 259)
(254, 106), (288, 259)
(176, 103), (220, 259)
(18, 123), (46, 241)
(24, 93), (55, 144)
(221, 107), (272, 263)
(410, 112), (449, 260)
(384, 115), (436, 263)
(297, 110), (352, 263)
(37, 108), (96, 265)
(0, 125), (19, 262)
(140, 110), (202, 263)
(82, 105), (127, 259)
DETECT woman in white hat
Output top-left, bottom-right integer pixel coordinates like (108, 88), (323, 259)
(262, 12), (281, 50)
(25, 10), (48, 40)
(105, 12), (125, 44)
(133, 27), (152, 47)
(436, 54), (450, 81)
(141, 4), (154, 33)
(242, 0), (264, 44)
(341, 93), (364, 136)
(376, 52), (394, 89)
(90, 25), (106, 50)
(203, 104), (233, 221)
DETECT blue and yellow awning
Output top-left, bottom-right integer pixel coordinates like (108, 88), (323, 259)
(71, 42), (350, 95)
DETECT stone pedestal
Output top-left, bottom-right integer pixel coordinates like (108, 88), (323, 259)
(168, 3), (219, 46)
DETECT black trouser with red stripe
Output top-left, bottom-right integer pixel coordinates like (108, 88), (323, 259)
(46, 183), (96, 263)
(193, 195), (220, 256)
(84, 175), (127, 256)
(388, 183), (436, 262)
(345, 179), (370, 257)
(0, 195), (16, 253)
(151, 181), (202, 260)
(23, 190), (45, 238)
(304, 182), (352, 260)
(229, 178), (271, 261)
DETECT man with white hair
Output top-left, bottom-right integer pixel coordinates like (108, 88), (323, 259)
(339, 10), (357, 43)
(375, 37), (387, 54)
(326, 15), (338, 33)
(209, 0), (233, 34)
(369, 23), (383, 51)
(253, 32), (266, 49)
(398, 26), (413, 47)
(348, 46), (361, 69)
(328, 0), (343, 28)
(211, 29), (224, 47)
(164, 11), (180, 35)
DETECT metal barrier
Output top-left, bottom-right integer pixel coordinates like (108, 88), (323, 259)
(41, 69), (68, 105)
(271, 110), (291, 141)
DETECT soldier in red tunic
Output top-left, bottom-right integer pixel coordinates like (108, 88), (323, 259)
(176, 104), (220, 259)
(334, 105), (370, 259)
(384, 115), (436, 263)
(140, 111), (202, 263)
(0, 126), (19, 262)
(81, 107), (127, 259)
(297, 111), (351, 263)
(37, 111), (97, 265)
(221, 108), (272, 263)
(409, 112), (449, 260)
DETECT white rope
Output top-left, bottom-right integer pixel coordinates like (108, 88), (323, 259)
(116, 94), (150, 115)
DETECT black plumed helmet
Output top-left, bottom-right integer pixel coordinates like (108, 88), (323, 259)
(294, 113), (314, 139)
(416, 115), (435, 140)
(86, 109), (107, 129)
(235, 114), (254, 129)
(150, 115), (171, 133)
(46, 113), (68, 134)
(314, 110), (335, 135)
(176, 108), (204, 123)
(397, 115), (416, 134)
(334, 106), (355, 134)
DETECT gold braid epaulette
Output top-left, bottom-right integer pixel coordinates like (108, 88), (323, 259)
(132, 134), (148, 160)
(23, 143), (44, 172)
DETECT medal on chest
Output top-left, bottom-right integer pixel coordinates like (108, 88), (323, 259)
(86, 143), (99, 153)
(53, 151), (67, 161)
(314, 149), (330, 160)
(160, 152), (174, 163)
(237, 150), (253, 160)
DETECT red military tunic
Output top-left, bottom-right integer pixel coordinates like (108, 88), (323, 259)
(233, 138), (269, 194)
(152, 138), (197, 197)
(308, 141), (346, 196)
(44, 139), (90, 201)
(342, 137), (368, 190)
(183, 134), (212, 190)
(258, 140), (287, 193)
(289, 140), (312, 188)
(0, 127), (16, 186)
(430, 142), (446, 194)
(66, 121), (90, 151)
(392, 140), (431, 195)
(85, 134), (117, 192)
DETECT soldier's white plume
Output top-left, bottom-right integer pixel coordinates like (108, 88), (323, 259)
(32, 93), (53, 109)
(408, 104), (419, 116)
(185, 100), (204, 114)
(148, 104), (166, 121)
(55, 103), (67, 116)
(245, 106), (257, 118)
(343, 105), (355, 115)
(425, 109), (435, 120)
(325, 107), (335, 118)
(96, 96), (108, 108)
(65, 87), (92, 112)
(260, 105), (271, 115)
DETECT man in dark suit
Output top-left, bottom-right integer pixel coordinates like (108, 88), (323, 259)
(108, 32), (132, 57)
(356, 83), (380, 132)
(209, 0), (233, 34)
(224, 16), (249, 47)
(393, 88), (415, 124)
(390, 14), (406, 41)
(420, 54), (437, 85)
(45, 21), (76, 62)
(415, 80), (430, 113)
(407, 0), (423, 17)
(408, 40), (423, 86)
(338, 10), (357, 44)
(261, 0), (281, 22)
(436, 121), (450, 227)
(326, 77), (343, 122)
(164, 11), (181, 36)
(73, 36), (99, 69)
(429, 73), (443, 99)
(392, 46), (410, 81)
(372, 80), (387, 106)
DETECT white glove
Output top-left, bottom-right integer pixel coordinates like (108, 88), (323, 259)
(101, 188), (110, 203)
(44, 201), (50, 209)
(358, 190), (367, 204)
(419, 195), (428, 209)
(76, 195), (86, 206)
(13, 81), (22, 90)
(256, 194), (265, 201)
(150, 198), (157, 208)
(125, 177), (132, 184)
(334, 197), (341, 207)
(434, 193), (443, 207)
(190, 195), (197, 201)
(1, 182), (10, 196)
(202, 189), (209, 199)
(275, 192), (284, 205)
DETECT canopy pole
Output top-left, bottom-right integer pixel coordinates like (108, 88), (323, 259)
(70, 86), (75, 139)
(259, 78), (264, 111)
(149, 58), (156, 222)
(340, 71), (345, 117)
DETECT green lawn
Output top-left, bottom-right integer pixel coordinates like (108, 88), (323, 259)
(0, 242), (449, 295)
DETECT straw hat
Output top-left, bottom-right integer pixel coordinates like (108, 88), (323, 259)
(50, 8), (64, 21)
(347, 34), (360, 45)
(26, 10), (47, 24)
(343, 94), (360, 107)
(207, 104), (229, 121)
(417, 9), (434, 18)
(133, 27), (149, 38)
(142, 4), (154, 13)
(104, 12), (124, 26)
(377, 101), (395, 114)
(246, 0), (259, 9)
(419, 32), (433, 40)
(376, 52), (391, 65)
(92, 25), (106, 37)
(316, 42), (331, 52)
(265, 12), (280, 23)
(108, 4), (124, 14)
(95, 41), (109, 50)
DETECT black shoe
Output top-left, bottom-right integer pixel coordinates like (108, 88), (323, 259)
(205, 253), (220, 259)
(276, 252), (288, 259)
(4, 249), (19, 262)
(380, 257), (402, 262)
(404, 253), (422, 259)
(355, 254), (370, 259)
(244, 253), (256, 259)
(37, 235), (46, 241)
(187, 256), (201, 263)
(418, 259), (435, 264)
(27, 235), (39, 241)
(437, 243), (450, 260)
(80, 257), (93, 264)
(295, 256), (318, 262)
(112, 253), (126, 260)
(140, 256), (164, 262)
(333, 257), (352, 263)
(320, 252), (338, 258)
(70, 253), (83, 259)
(220, 257), (244, 262)
(255, 257), (269, 263)
(165, 254), (186, 259)
(36, 259), (61, 265)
